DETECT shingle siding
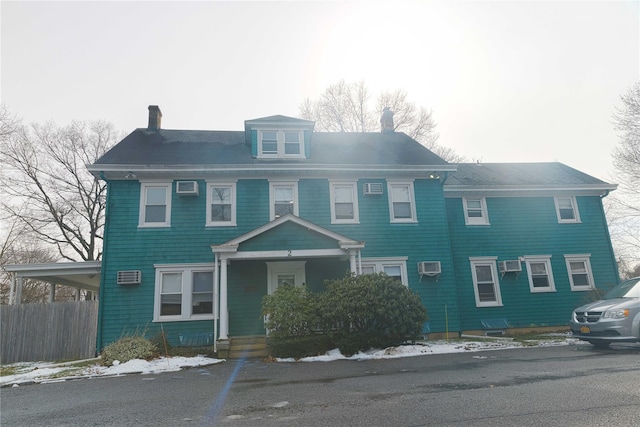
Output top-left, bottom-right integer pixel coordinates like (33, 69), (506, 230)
(92, 116), (618, 349)
(446, 194), (618, 331)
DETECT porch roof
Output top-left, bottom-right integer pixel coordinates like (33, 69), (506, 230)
(3, 261), (102, 292)
(211, 214), (364, 257)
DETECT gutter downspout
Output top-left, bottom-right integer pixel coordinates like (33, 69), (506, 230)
(95, 172), (111, 355)
(599, 190), (621, 283)
(213, 253), (219, 353)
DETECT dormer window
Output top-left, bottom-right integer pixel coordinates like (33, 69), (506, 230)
(259, 130), (304, 158)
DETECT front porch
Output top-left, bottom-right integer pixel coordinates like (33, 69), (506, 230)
(211, 215), (365, 351)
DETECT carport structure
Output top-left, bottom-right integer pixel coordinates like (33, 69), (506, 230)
(4, 261), (101, 304)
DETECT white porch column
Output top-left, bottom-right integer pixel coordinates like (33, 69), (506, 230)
(349, 250), (357, 274)
(219, 257), (229, 340)
(9, 273), (15, 305)
(15, 276), (23, 305)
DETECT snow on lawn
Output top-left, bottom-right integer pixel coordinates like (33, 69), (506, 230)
(1, 356), (223, 387)
(279, 335), (579, 362)
(1, 335), (580, 387)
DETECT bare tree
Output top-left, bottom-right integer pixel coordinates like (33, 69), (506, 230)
(0, 107), (120, 262)
(300, 80), (465, 162)
(608, 82), (640, 270)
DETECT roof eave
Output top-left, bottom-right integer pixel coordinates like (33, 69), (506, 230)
(89, 163), (458, 180)
(443, 184), (618, 197)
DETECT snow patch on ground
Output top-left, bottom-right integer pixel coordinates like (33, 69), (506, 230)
(1, 335), (581, 386)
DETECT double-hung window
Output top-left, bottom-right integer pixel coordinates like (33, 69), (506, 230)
(360, 258), (408, 286)
(139, 182), (171, 227)
(330, 181), (359, 224)
(523, 256), (556, 293)
(463, 197), (489, 225)
(388, 181), (417, 223)
(470, 257), (502, 307)
(555, 196), (580, 223)
(565, 255), (594, 291)
(259, 130), (304, 158)
(206, 182), (236, 226)
(154, 264), (215, 321)
(270, 181), (299, 220)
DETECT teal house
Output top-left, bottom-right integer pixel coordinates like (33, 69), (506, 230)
(89, 106), (619, 356)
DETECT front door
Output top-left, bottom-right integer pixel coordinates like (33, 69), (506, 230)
(266, 261), (307, 295)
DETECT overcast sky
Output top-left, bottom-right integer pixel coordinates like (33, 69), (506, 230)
(2, 1), (638, 182)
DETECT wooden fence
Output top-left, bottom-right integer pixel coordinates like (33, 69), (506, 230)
(1, 300), (98, 364)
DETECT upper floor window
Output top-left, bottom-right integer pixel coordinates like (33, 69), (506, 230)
(154, 264), (215, 321)
(330, 181), (359, 224)
(565, 254), (594, 291)
(387, 181), (417, 223)
(470, 257), (502, 307)
(555, 196), (580, 223)
(463, 197), (489, 225)
(523, 256), (556, 293)
(360, 257), (408, 286)
(206, 182), (236, 226)
(139, 182), (171, 227)
(259, 130), (304, 158)
(270, 181), (299, 220)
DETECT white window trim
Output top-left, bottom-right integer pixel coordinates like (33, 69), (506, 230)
(564, 254), (595, 291)
(470, 257), (503, 307)
(554, 196), (581, 223)
(153, 263), (216, 322)
(329, 181), (360, 224)
(360, 257), (408, 286)
(139, 182), (172, 228)
(463, 197), (490, 225)
(522, 255), (556, 293)
(206, 181), (237, 227)
(387, 180), (417, 223)
(269, 180), (299, 221)
(258, 129), (305, 159)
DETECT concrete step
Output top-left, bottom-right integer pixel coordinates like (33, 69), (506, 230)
(227, 336), (268, 359)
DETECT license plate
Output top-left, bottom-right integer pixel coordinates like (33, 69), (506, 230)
(580, 326), (590, 334)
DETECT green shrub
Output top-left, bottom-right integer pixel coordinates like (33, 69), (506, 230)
(262, 284), (318, 339)
(101, 336), (158, 366)
(320, 273), (427, 350)
(267, 334), (335, 359)
(262, 273), (428, 358)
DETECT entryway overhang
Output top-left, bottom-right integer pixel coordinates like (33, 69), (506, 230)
(4, 261), (102, 304)
(210, 214), (365, 342)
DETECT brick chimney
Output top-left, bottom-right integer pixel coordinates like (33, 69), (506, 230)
(148, 105), (162, 131)
(380, 107), (394, 133)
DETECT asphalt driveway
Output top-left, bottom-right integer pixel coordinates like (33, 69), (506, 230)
(2, 343), (639, 426)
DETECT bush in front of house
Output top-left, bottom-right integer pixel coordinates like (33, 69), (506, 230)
(262, 284), (318, 339)
(101, 336), (158, 366)
(262, 273), (428, 358)
(267, 334), (335, 359)
(320, 273), (427, 354)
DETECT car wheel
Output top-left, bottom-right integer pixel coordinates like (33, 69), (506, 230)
(588, 340), (610, 349)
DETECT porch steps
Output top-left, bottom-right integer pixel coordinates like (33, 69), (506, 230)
(227, 335), (269, 359)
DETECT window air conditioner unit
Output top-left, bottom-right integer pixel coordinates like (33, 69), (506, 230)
(117, 270), (142, 285)
(499, 260), (522, 273)
(176, 181), (198, 195)
(363, 182), (383, 195)
(418, 261), (441, 276)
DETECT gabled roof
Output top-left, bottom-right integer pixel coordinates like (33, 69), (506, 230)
(212, 214), (364, 252)
(244, 115), (315, 126)
(211, 214), (364, 259)
(89, 127), (452, 179)
(444, 162), (616, 196)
